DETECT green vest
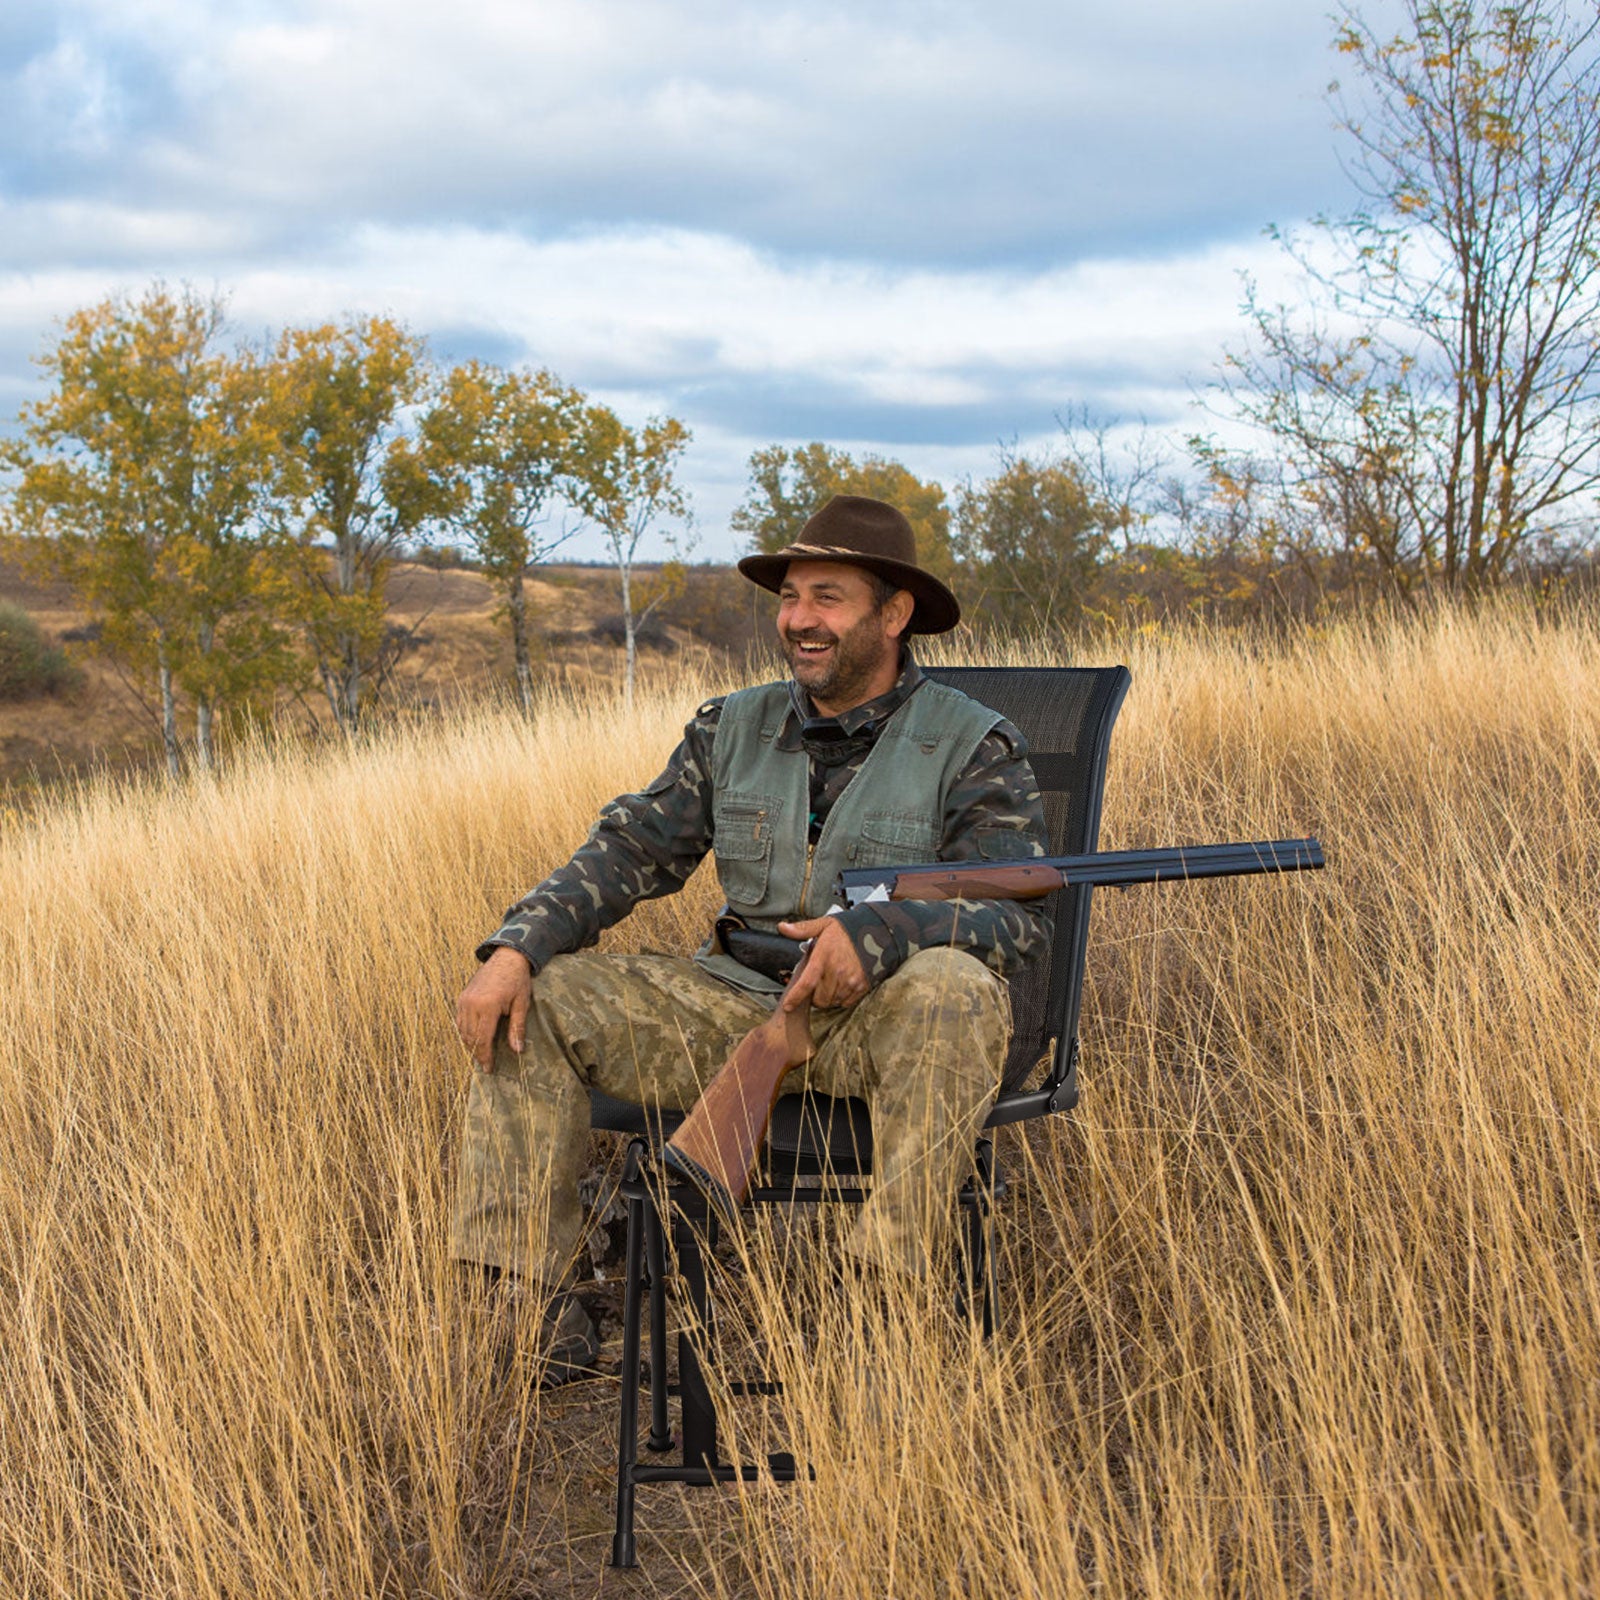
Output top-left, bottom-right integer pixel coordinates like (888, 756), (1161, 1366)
(693, 679), (1002, 995)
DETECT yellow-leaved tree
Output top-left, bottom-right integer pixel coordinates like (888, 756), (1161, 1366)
(1, 285), (293, 775)
(568, 407), (692, 703)
(263, 317), (438, 733)
(419, 363), (587, 714)
(731, 443), (956, 597)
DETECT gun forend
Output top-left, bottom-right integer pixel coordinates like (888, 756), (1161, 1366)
(839, 837), (1324, 907)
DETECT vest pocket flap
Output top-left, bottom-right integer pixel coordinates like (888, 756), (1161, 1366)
(713, 796), (779, 861)
(975, 823), (1045, 861)
(859, 812), (938, 858)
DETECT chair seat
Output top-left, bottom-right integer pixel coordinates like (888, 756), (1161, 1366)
(588, 1088), (685, 1141)
(589, 1087), (873, 1172)
(766, 1092), (873, 1174)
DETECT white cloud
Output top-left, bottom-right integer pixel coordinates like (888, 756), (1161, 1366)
(0, 0), (1374, 555)
(17, 35), (121, 156)
(10, 0), (1349, 261)
(312, 220), (1288, 399)
(0, 198), (260, 268)
(0, 217), (1293, 551)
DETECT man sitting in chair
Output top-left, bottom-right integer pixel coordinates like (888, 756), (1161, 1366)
(451, 494), (1051, 1380)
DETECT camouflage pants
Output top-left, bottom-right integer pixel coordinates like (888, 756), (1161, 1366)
(449, 946), (1011, 1284)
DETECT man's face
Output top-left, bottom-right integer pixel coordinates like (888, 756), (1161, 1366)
(776, 561), (911, 715)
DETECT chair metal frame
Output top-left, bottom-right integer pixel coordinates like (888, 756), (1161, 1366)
(597, 664), (1133, 1567)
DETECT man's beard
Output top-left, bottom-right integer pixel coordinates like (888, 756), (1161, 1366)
(782, 612), (893, 707)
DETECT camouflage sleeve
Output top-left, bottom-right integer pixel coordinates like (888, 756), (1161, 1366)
(836, 718), (1052, 985)
(475, 699), (723, 971)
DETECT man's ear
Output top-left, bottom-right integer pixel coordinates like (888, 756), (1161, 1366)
(883, 588), (915, 639)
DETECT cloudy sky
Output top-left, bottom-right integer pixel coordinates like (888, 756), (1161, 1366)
(1, 0), (1368, 559)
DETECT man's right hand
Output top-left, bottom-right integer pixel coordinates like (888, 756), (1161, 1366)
(456, 946), (535, 1071)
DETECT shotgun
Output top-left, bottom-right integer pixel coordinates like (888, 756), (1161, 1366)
(663, 835), (1324, 1216)
(839, 836), (1324, 907)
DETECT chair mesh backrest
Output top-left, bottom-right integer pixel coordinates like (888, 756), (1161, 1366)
(924, 665), (1131, 1094)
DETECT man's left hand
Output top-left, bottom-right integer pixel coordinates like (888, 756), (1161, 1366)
(776, 915), (870, 1011)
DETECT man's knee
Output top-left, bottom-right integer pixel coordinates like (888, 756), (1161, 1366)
(480, 951), (611, 1078)
(886, 947), (1009, 1026)
(862, 947), (1011, 1080)
(515, 951), (641, 1049)
(516, 951), (753, 1110)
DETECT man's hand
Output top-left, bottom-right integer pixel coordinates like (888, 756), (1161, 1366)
(456, 946), (535, 1071)
(776, 915), (870, 1011)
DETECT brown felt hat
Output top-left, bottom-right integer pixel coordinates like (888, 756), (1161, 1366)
(737, 494), (960, 634)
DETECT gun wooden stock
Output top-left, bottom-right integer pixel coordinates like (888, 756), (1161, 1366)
(662, 955), (815, 1218)
(882, 862), (1067, 901)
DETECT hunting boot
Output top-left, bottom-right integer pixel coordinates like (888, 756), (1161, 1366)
(536, 1289), (601, 1388)
(466, 1264), (600, 1389)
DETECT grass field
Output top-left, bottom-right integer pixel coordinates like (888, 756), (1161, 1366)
(2, 604), (1596, 1597)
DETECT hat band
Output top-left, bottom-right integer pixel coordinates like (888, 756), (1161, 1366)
(780, 541), (894, 559)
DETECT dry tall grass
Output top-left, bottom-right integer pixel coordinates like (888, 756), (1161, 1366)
(2, 607), (1596, 1597)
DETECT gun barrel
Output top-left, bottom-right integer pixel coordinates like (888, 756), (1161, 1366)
(839, 836), (1324, 906)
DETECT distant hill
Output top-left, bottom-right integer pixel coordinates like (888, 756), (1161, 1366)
(0, 556), (760, 797)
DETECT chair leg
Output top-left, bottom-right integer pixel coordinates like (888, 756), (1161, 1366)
(644, 1190), (672, 1452)
(615, 1162), (827, 1562)
(673, 1206), (721, 1470)
(957, 1139), (998, 1337)
(611, 1148), (648, 1568)
(975, 1138), (997, 1338)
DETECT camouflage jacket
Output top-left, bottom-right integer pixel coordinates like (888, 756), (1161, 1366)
(479, 656), (1052, 987)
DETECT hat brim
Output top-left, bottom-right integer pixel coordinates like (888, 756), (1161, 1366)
(737, 549), (960, 634)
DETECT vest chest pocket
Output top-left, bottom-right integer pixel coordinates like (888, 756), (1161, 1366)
(712, 794), (778, 905)
(849, 811), (939, 869)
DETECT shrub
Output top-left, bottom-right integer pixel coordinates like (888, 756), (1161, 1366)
(658, 563), (769, 655)
(413, 543), (471, 571)
(589, 613), (675, 651)
(0, 601), (81, 700)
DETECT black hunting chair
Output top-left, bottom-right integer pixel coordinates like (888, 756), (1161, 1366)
(592, 663), (1133, 1568)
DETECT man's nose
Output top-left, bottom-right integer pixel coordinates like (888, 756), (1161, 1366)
(783, 599), (822, 634)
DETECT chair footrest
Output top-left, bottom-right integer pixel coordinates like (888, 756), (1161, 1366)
(630, 1453), (809, 1486)
(962, 1174), (1009, 1203)
(665, 1378), (785, 1397)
